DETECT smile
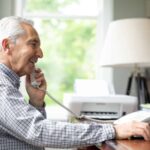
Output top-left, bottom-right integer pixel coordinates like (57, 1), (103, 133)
(30, 58), (37, 64)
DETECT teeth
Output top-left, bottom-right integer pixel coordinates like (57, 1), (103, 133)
(30, 58), (37, 63)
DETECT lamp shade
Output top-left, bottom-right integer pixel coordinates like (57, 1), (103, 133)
(100, 18), (150, 67)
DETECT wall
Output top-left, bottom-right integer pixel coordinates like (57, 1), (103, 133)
(114, 0), (146, 20)
(0, 0), (16, 18)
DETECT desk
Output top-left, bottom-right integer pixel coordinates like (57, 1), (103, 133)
(79, 139), (150, 150)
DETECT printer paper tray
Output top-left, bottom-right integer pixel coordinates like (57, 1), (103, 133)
(83, 115), (119, 120)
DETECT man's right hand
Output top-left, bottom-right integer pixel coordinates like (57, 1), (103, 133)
(114, 121), (150, 140)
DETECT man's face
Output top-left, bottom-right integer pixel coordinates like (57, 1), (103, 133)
(9, 23), (43, 76)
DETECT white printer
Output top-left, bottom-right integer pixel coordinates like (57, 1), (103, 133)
(63, 94), (138, 120)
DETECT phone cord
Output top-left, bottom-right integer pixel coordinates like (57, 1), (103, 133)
(37, 87), (113, 123)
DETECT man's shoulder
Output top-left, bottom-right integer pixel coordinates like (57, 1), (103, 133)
(0, 72), (15, 90)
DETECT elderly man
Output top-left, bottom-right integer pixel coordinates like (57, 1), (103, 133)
(0, 16), (150, 150)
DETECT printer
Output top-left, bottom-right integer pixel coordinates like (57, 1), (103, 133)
(63, 94), (138, 120)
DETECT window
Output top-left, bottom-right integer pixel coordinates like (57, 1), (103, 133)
(22, 0), (102, 105)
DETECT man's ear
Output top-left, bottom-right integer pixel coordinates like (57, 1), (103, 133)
(2, 39), (11, 52)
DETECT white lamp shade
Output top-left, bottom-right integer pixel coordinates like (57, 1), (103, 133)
(100, 18), (150, 67)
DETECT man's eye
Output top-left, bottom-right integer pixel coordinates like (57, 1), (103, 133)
(30, 43), (37, 48)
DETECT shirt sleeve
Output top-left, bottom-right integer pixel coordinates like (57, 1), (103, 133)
(29, 101), (47, 118)
(0, 85), (115, 149)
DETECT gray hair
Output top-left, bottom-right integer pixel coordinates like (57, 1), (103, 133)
(0, 16), (34, 48)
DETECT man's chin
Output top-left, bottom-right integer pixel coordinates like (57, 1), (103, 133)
(29, 64), (35, 71)
(25, 67), (35, 76)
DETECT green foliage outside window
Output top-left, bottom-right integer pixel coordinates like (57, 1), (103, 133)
(25, 0), (79, 13)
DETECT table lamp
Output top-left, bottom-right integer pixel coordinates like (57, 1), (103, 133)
(100, 18), (150, 108)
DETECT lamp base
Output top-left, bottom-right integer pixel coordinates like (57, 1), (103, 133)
(126, 73), (150, 109)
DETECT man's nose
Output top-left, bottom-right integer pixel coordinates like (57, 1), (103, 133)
(37, 48), (43, 58)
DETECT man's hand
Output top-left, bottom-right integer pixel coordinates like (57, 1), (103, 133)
(114, 121), (150, 141)
(26, 68), (47, 107)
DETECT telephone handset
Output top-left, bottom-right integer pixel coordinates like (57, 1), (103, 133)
(114, 110), (150, 124)
(30, 71), (41, 88)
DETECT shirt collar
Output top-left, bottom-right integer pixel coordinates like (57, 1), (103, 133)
(0, 63), (20, 88)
